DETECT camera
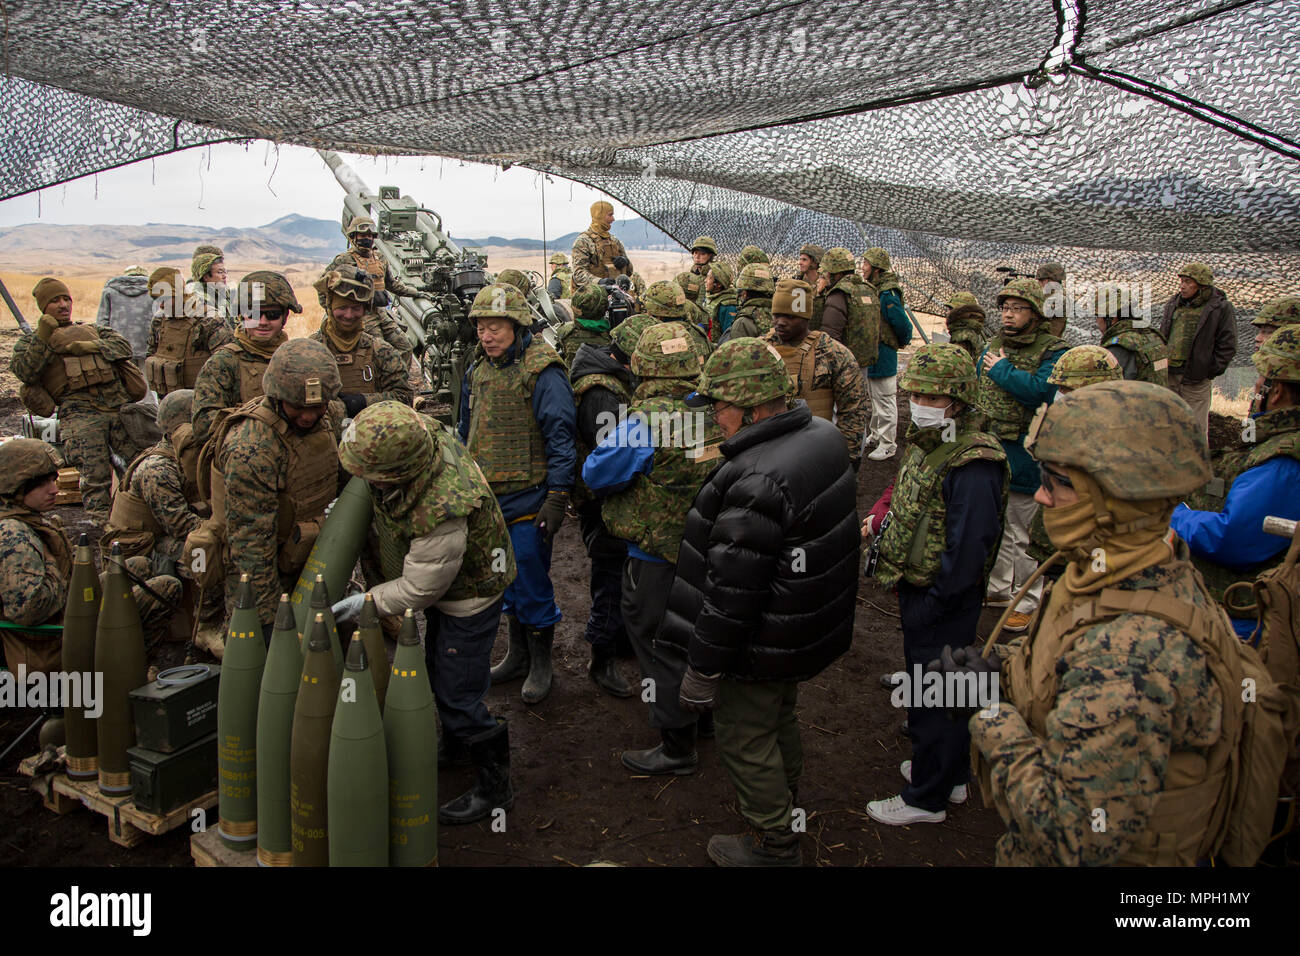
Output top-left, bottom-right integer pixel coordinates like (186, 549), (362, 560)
(599, 276), (635, 328)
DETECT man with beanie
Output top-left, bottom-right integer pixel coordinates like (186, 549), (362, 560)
(572, 201), (632, 288)
(309, 269), (413, 417)
(144, 266), (233, 396)
(556, 284), (614, 366)
(861, 247), (914, 462)
(1158, 262), (1237, 436)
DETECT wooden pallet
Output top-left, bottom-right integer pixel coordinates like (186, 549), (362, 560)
(190, 827), (258, 868)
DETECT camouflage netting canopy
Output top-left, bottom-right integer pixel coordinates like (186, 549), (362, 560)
(4, 0), (1300, 374)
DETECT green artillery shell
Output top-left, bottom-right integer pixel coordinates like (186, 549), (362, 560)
(216, 574), (266, 851)
(94, 542), (146, 796)
(358, 594), (389, 711)
(290, 476), (371, 638)
(290, 614), (339, 867)
(384, 609), (438, 866)
(63, 534), (101, 781)
(328, 634), (389, 866)
(302, 575), (343, 679)
(256, 595), (302, 866)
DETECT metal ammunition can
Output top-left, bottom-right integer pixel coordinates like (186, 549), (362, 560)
(129, 664), (221, 753)
(127, 732), (218, 815)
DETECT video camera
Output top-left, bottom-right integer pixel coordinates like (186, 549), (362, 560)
(598, 275), (636, 328)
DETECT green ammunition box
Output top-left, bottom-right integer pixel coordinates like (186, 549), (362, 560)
(129, 664), (221, 753)
(127, 733), (218, 815)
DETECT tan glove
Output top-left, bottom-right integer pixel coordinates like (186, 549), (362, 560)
(62, 340), (103, 356)
(37, 314), (59, 342)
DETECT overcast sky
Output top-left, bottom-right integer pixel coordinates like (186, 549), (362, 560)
(0, 142), (633, 238)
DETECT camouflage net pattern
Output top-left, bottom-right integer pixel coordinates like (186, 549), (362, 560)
(3, 0), (1299, 374)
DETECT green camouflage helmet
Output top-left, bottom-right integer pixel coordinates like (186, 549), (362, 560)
(157, 389), (195, 436)
(798, 243), (824, 264)
(497, 269), (532, 294)
(345, 216), (378, 237)
(1253, 325), (1300, 383)
(631, 322), (701, 380)
(549, 252), (568, 266)
(610, 313), (658, 357)
(193, 243), (224, 258)
(1036, 261), (1066, 283)
(676, 270), (705, 302)
(820, 247), (856, 276)
(946, 292), (980, 311)
(470, 282), (531, 325)
(689, 338), (792, 408)
(262, 338), (342, 406)
(643, 280), (687, 318)
(690, 236), (718, 256)
(737, 262), (775, 294)
(315, 268), (374, 305)
(1252, 295), (1300, 328)
(863, 247), (892, 272)
(238, 270), (303, 315)
(707, 261), (734, 289)
(0, 438), (62, 496)
(1025, 380), (1210, 499)
(191, 252), (223, 283)
(339, 401), (435, 484)
(1178, 262), (1213, 287)
(572, 284), (608, 323)
(996, 277), (1045, 319)
(900, 343), (977, 405)
(631, 273), (647, 296)
(1047, 345), (1123, 388)
(739, 245), (770, 267)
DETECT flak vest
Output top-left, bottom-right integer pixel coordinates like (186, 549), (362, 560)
(214, 341), (272, 404)
(103, 433), (206, 557)
(552, 268), (573, 300)
(325, 333), (381, 393)
(1101, 320), (1171, 386)
(977, 327), (1067, 441)
(0, 508), (72, 625)
(571, 371), (632, 508)
(350, 249), (389, 292)
(39, 323), (118, 400)
(581, 230), (625, 281)
(828, 276), (881, 368)
(145, 316), (213, 394)
(773, 332), (835, 421)
(466, 341), (565, 495)
(732, 297), (773, 338)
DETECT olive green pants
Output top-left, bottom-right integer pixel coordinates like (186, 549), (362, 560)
(714, 679), (801, 831)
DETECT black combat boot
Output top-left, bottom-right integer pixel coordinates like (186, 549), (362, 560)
(438, 718), (514, 825)
(620, 724), (698, 775)
(437, 731), (472, 769)
(520, 625), (554, 704)
(697, 711), (715, 739)
(706, 827), (802, 867)
(489, 616), (529, 684)
(589, 644), (634, 698)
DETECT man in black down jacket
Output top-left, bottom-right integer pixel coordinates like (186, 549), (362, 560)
(660, 338), (860, 866)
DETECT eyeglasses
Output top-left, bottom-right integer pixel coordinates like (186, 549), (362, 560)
(1000, 303), (1033, 314)
(707, 401), (735, 424)
(1040, 464), (1074, 495)
(243, 307), (286, 322)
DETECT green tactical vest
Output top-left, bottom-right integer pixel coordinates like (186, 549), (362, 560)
(571, 371), (632, 508)
(559, 324), (610, 367)
(601, 382), (722, 562)
(875, 421), (1008, 589)
(829, 276), (881, 368)
(976, 326), (1067, 441)
(948, 321), (987, 362)
(466, 338), (565, 494)
(1166, 289), (1210, 367)
(1184, 406), (1300, 615)
(1102, 319), (1170, 386)
(730, 297), (773, 339)
(373, 429), (517, 602)
(553, 268), (573, 300)
(876, 276), (904, 350)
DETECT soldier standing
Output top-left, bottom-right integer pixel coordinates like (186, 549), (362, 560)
(796, 244), (823, 288)
(703, 262), (739, 341)
(95, 264), (153, 362)
(571, 201), (632, 288)
(309, 270), (413, 418)
(861, 247), (913, 462)
(687, 236), (718, 287)
(738, 245), (770, 269)
(188, 246), (234, 326)
(325, 216), (418, 365)
(1158, 262), (1237, 436)
(1250, 295), (1300, 351)
(11, 278), (149, 526)
(1094, 283), (1169, 385)
(816, 247), (880, 379)
(459, 283), (576, 705)
(556, 285), (614, 368)
(1036, 261), (1067, 337)
(944, 292), (987, 360)
(546, 252), (573, 300)
(720, 263), (775, 342)
(144, 266), (233, 396)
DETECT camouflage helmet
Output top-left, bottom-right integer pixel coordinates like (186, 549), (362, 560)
(191, 252), (223, 283)
(687, 338), (792, 409)
(630, 272), (647, 296)
(738, 245), (770, 267)
(262, 338), (342, 406)
(157, 389), (195, 437)
(315, 268), (374, 306)
(470, 282), (530, 325)
(1047, 345), (1123, 388)
(643, 280), (687, 319)
(1177, 262), (1213, 287)
(820, 247), (856, 276)
(631, 322), (701, 380)
(798, 243), (824, 264)
(496, 269), (532, 294)
(548, 252), (568, 266)
(0, 438), (62, 497)
(338, 401), (436, 484)
(945, 291), (980, 311)
(736, 262), (775, 295)
(1025, 380), (1210, 499)
(237, 270), (303, 315)
(610, 313), (658, 358)
(571, 284), (608, 324)
(345, 216), (378, 238)
(148, 266), (182, 299)
(193, 243), (224, 259)
(1253, 325), (1300, 383)
(676, 270), (705, 303)
(1035, 261), (1066, 284)
(1092, 282), (1133, 319)
(707, 261), (734, 290)
(690, 236), (718, 256)
(996, 277), (1045, 319)
(862, 247), (892, 272)
(1252, 295), (1300, 328)
(900, 343), (977, 405)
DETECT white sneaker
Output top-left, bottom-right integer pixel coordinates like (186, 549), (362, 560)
(866, 794), (946, 825)
(867, 445), (896, 461)
(899, 761), (968, 805)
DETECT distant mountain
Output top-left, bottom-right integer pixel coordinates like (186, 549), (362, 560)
(457, 217), (680, 251)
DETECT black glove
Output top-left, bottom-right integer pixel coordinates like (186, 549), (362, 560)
(925, 644), (1001, 721)
(678, 666), (721, 713)
(340, 393), (368, 418)
(534, 489), (569, 541)
(612, 255), (630, 271)
(373, 290), (390, 307)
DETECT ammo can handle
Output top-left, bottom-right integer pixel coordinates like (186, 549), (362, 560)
(154, 664), (211, 688)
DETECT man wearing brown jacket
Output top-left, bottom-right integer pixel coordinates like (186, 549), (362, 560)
(1158, 262), (1236, 435)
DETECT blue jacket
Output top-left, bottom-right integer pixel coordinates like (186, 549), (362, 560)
(582, 415), (664, 563)
(867, 288), (913, 379)
(978, 344), (1066, 494)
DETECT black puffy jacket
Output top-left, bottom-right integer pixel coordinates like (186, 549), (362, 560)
(657, 402), (859, 681)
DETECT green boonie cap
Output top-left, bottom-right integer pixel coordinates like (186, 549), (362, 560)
(707, 261), (734, 289)
(690, 236), (718, 255)
(900, 343), (977, 405)
(610, 313), (658, 357)
(738, 245), (770, 267)
(676, 271), (705, 302)
(572, 284), (608, 323)
(644, 280), (687, 318)
(497, 269), (531, 294)
(238, 270), (303, 314)
(1025, 380), (1210, 499)
(631, 322), (701, 380)
(345, 216), (378, 237)
(1048, 345), (1123, 388)
(157, 389), (195, 436)
(1035, 261), (1065, 283)
(737, 262), (775, 294)
(820, 247), (855, 275)
(470, 282), (530, 325)
(315, 268), (374, 304)
(0, 438), (62, 496)
(1253, 295), (1300, 328)
(686, 338), (792, 409)
(996, 277), (1045, 319)
(1253, 325), (1300, 383)
(262, 338), (342, 406)
(549, 252), (568, 266)
(798, 243), (824, 263)
(339, 401), (436, 484)
(863, 247), (891, 271)
(1178, 262), (1213, 287)
(946, 291), (980, 311)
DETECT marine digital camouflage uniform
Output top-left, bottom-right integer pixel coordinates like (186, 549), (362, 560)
(309, 323), (413, 409)
(145, 306), (234, 396)
(190, 333), (286, 446)
(571, 203), (632, 288)
(761, 327), (868, 459)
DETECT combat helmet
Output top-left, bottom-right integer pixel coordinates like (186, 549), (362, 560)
(345, 216), (378, 238)
(549, 252), (569, 266)
(1036, 261), (1066, 284)
(1025, 380), (1209, 499)
(469, 282), (531, 326)
(237, 270), (303, 315)
(996, 277), (1045, 319)
(632, 323), (701, 380)
(611, 313), (658, 358)
(798, 243), (824, 264)
(707, 261), (734, 290)
(1177, 262), (1213, 287)
(685, 339), (792, 409)
(157, 389), (195, 437)
(690, 236), (718, 256)
(900, 343), (978, 405)
(739, 245), (770, 267)
(1252, 295), (1300, 328)
(643, 280), (687, 319)
(572, 284), (608, 324)
(676, 270), (705, 303)
(0, 438), (61, 497)
(820, 247), (856, 276)
(262, 338), (342, 407)
(339, 401), (436, 485)
(315, 269), (374, 306)
(1047, 345), (1123, 389)
(737, 262), (775, 295)
(862, 247), (892, 272)
(497, 269), (532, 294)
(1253, 325), (1300, 383)
(945, 292), (981, 311)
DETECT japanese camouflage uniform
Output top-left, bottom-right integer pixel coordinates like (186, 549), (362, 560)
(725, 264), (775, 342)
(556, 285), (613, 367)
(945, 293), (988, 361)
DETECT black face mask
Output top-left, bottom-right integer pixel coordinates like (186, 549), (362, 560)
(354, 236), (375, 250)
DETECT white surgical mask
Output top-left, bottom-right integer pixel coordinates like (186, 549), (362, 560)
(909, 400), (951, 429)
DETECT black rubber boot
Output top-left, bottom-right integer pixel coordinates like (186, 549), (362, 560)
(489, 616), (529, 684)
(706, 828), (802, 867)
(697, 711), (715, 739)
(589, 645), (634, 699)
(620, 725), (698, 775)
(520, 625), (554, 704)
(437, 731), (472, 769)
(438, 718), (514, 825)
